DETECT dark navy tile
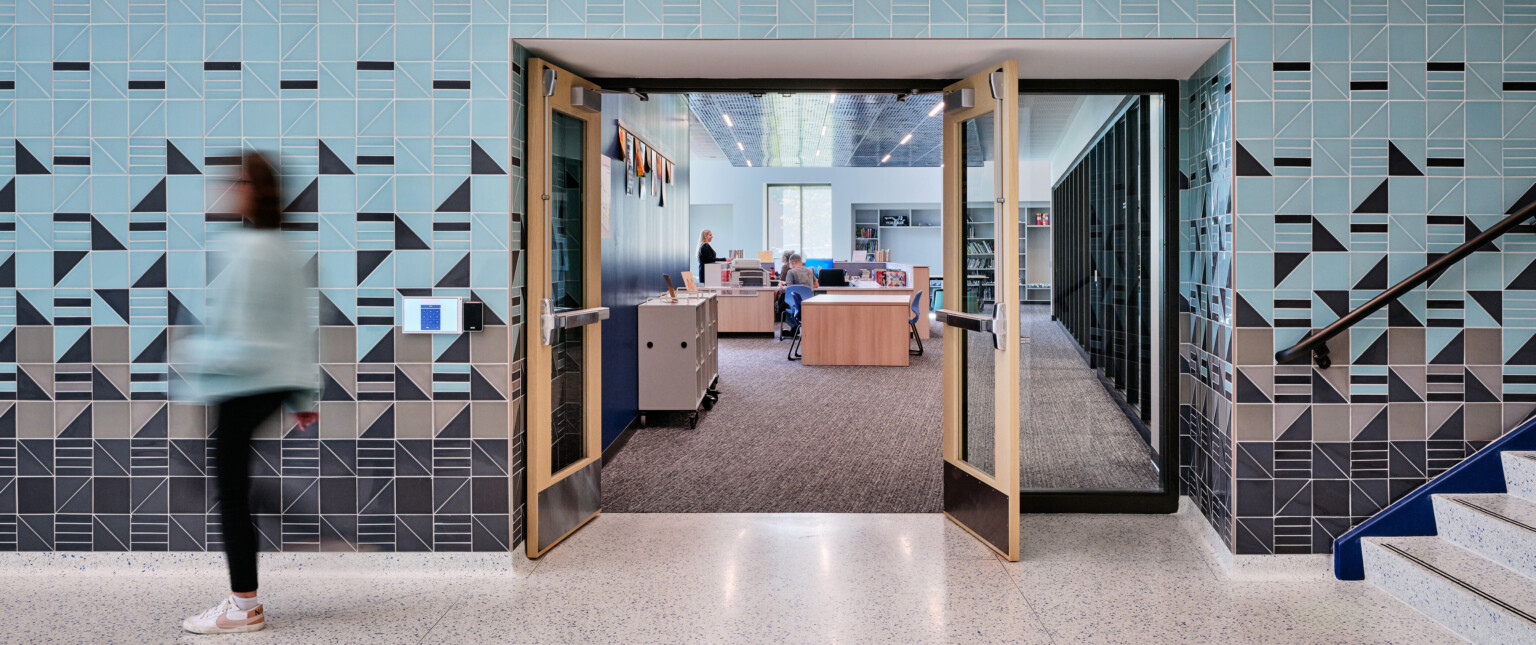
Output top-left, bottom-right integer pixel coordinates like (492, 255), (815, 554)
(320, 440), (357, 477)
(169, 514), (206, 551)
(472, 477), (508, 514)
(396, 515), (433, 552)
(357, 478), (394, 515)
(94, 514), (131, 550)
(131, 477), (168, 514)
(1236, 479), (1272, 516)
(18, 440), (53, 476)
(281, 478), (319, 515)
(321, 514), (358, 551)
(169, 477), (206, 514)
(472, 514), (510, 551)
(471, 439), (509, 476)
(18, 515), (53, 551)
(169, 439), (207, 476)
(395, 439), (433, 477)
(93, 440), (130, 476)
(396, 477), (432, 514)
(320, 477), (356, 515)
(18, 478), (53, 514)
(54, 477), (91, 514)
(433, 477), (471, 515)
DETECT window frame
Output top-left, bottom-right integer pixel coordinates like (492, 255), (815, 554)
(764, 183), (833, 260)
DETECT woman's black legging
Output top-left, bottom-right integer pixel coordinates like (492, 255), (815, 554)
(215, 390), (295, 593)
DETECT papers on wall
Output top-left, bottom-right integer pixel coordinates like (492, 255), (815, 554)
(600, 155), (613, 238)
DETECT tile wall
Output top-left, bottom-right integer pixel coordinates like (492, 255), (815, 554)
(0, 1), (520, 552)
(7, 1), (1536, 556)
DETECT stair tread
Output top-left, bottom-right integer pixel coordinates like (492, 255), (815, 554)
(1443, 493), (1536, 533)
(1368, 536), (1536, 620)
(1510, 452), (1536, 463)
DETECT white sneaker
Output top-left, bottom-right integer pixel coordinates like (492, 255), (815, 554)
(182, 595), (266, 634)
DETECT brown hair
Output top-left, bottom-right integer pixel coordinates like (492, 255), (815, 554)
(242, 151), (282, 230)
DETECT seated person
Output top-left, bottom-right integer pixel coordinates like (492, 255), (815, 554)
(783, 254), (820, 288)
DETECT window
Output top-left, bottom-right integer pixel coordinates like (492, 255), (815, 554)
(766, 184), (832, 260)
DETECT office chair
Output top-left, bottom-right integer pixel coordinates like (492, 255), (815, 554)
(908, 290), (924, 357)
(785, 285), (813, 361)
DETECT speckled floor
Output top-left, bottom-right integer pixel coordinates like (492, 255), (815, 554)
(0, 512), (1461, 644)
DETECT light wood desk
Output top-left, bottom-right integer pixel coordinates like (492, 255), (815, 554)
(702, 286), (777, 333)
(800, 294), (912, 366)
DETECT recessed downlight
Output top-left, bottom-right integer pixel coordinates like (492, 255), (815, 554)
(900, 133), (912, 145)
(928, 103), (943, 117)
(736, 142), (744, 151)
(881, 153), (891, 163)
(722, 113), (733, 127)
(746, 159), (753, 167)
(829, 93), (837, 105)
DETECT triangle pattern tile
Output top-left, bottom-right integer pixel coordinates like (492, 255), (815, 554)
(16, 293), (50, 325)
(470, 141), (506, 174)
(437, 178), (471, 212)
(0, 178), (14, 211)
(92, 367), (126, 400)
(435, 253), (470, 288)
(0, 255), (13, 288)
(394, 215), (431, 250)
(394, 367), (430, 401)
(1354, 179), (1389, 214)
(91, 216), (128, 251)
(1387, 300), (1422, 327)
(1464, 369), (1498, 403)
(436, 405), (471, 438)
(59, 330), (91, 363)
(1311, 369), (1347, 404)
(1430, 330), (1465, 365)
(15, 141), (50, 174)
(166, 140), (201, 175)
(133, 178), (167, 212)
(1388, 368), (1423, 402)
(1469, 291), (1502, 325)
(1388, 142), (1424, 176)
(361, 405), (394, 439)
(95, 289), (130, 324)
(1354, 257), (1388, 290)
(1311, 217), (1348, 252)
(285, 179), (319, 212)
(133, 330), (167, 363)
(1235, 141), (1271, 177)
(1507, 179), (1536, 215)
(470, 367), (505, 400)
(54, 250), (87, 284)
(133, 254), (167, 288)
(318, 140), (355, 175)
(167, 292), (201, 326)
(134, 404), (168, 438)
(435, 332), (470, 363)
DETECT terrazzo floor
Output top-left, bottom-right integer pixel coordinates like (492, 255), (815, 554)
(0, 512), (1461, 644)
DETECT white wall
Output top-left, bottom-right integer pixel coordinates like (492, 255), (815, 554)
(1048, 95), (1129, 184)
(690, 160), (941, 260)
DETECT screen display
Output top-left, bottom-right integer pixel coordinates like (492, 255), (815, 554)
(804, 257), (835, 273)
(402, 297), (462, 334)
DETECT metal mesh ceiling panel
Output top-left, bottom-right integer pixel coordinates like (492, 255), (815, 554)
(688, 92), (944, 167)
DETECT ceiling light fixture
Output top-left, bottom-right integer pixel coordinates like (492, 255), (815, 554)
(900, 133), (912, 145)
(820, 125), (827, 136)
(746, 159), (753, 167)
(723, 113), (733, 127)
(829, 93), (837, 104)
(928, 102), (943, 117)
(881, 153), (891, 163)
(737, 142), (744, 151)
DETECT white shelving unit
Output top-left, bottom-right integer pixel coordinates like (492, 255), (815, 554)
(852, 203), (942, 267)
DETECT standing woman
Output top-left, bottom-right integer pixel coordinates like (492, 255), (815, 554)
(181, 152), (319, 635)
(697, 229), (718, 280)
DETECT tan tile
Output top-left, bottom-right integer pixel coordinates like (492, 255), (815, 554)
(1505, 403), (1536, 436)
(19, 364), (53, 399)
(98, 364), (130, 400)
(1350, 403), (1386, 440)
(1464, 329), (1501, 365)
(1234, 404), (1272, 441)
(17, 402), (54, 439)
(323, 364), (357, 399)
(471, 402), (509, 439)
(319, 402), (357, 439)
(93, 401), (131, 438)
(1273, 404), (1309, 440)
(396, 330), (432, 364)
(471, 327), (510, 364)
(474, 364), (508, 398)
(1464, 403), (1502, 442)
(92, 327), (130, 364)
(320, 327), (357, 365)
(396, 401), (433, 438)
(169, 403), (207, 438)
(1311, 404), (1350, 442)
(1388, 403), (1426, 441)
(1389, 328), (1425, 365)
(16, 327), (52, 363)
(1427, 402), (1463, 440)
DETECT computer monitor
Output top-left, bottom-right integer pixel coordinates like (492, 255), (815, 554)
(818, 268), (848, 287)
(803, 257), (834, 273)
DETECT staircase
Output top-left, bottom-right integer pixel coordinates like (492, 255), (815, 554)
(1362, 452), (1536, 643)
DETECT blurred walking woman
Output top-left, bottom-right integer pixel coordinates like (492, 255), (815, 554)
(180, 152), (318, 635)
(697, 229), (718, 280)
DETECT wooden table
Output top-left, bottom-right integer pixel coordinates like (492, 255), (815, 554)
(799, 294), (912, 366)
(703, 286), (777, 332)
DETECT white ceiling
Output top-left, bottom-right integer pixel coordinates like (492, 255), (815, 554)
(1019, 95), (1088, 161)
(517, 38), (1227, 81)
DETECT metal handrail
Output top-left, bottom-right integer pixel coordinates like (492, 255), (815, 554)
(1275, 200), (1536, 368)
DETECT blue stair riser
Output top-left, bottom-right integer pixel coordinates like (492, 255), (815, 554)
(1334, 418), (1536, 580)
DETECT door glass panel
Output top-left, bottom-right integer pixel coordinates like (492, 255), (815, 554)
(551, 111), (585, 312)
(957, 111), (997, 477)
(550, 109), (586, 474)
(961, 328), (996, 476)
(961, 113), (996, 315)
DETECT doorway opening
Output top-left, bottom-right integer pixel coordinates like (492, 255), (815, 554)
(515, 39), (1223, 556)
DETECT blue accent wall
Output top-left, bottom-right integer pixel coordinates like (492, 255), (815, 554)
(598, 94), (692, 448)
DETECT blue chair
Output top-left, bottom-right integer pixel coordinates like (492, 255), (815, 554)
(784, 285), (813, 361)
(908, 290), (924, 356)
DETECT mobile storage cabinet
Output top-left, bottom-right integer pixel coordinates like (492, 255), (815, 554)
(637, 293), (720, 429)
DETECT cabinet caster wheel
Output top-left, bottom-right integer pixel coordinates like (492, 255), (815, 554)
(689, 412), (698, 429)
(702, 397), (714, 411)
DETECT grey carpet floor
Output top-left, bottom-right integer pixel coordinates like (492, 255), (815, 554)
(602, 307), (1158, 513)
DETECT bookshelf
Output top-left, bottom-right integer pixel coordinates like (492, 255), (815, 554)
(851, 203), (942, 268)
(1023, 204), (1052, 304)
